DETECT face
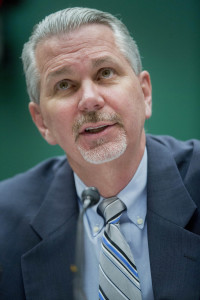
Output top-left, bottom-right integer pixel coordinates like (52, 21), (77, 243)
(29, 24), (152, 169)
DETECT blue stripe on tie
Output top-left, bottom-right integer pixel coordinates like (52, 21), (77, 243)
(109, 216), (121, 224)
(99, 291), (104, 300)
(100, 264), (134, 298)
(99, 285), (109, 300)
(102, 246), (141, 291)
(102, 235), (139, 279)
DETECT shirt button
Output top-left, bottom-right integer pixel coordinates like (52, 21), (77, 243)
(93, 226), (100, 233)
(137, 218), (143, 225)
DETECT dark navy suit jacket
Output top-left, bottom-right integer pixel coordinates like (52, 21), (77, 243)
(0, 135), (200, 300)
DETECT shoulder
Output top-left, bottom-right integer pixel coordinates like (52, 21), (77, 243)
(146, 134), (200, 205)
(0, 155), (67, 187)
(0, 156), (68, 210)
(146, 134), (200, 168)
(147, 134), (200, 155)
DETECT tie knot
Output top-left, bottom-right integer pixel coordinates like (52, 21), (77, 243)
(97, 197), (126, 224)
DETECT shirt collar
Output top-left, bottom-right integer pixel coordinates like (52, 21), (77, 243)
(119, 147), (147, 229)
(74, 147), (147, 235)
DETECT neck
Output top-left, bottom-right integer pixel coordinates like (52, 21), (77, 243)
(69, 133), (146, 198)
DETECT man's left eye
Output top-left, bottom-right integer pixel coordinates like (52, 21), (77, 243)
(99, 68), (114, 79)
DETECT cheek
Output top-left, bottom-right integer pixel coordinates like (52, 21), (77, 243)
(109, 84), (144, 115)
(116, 87), (146, 129)
(54, 111), (74, 134)
(42, 102), (76, 136)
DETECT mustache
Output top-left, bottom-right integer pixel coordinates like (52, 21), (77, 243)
(73, 111), (124, 140)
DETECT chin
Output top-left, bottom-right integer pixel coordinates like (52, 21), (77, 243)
(77, 134), (127, 165)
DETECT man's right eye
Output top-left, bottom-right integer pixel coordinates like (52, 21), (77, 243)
(56, 79), (71, 90)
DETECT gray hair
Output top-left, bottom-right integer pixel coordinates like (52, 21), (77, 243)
(21, 7), (142, 104)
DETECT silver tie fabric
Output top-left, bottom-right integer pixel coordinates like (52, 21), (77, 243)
(97, 197), (142, 300)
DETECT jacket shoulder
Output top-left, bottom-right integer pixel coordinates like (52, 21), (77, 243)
(147, 134), (200, 212)
(0, 156), (67, 210)
(147, 134), (200, 174)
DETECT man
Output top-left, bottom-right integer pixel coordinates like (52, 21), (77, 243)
(0, 7), (199, 300)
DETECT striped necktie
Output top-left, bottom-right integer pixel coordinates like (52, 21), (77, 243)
(97, 197), (142, 300)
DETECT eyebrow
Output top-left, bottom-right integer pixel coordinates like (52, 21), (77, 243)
(46, 56), (118, 82)
(92, 56), (119, 68)
(47, 66), (73, 82)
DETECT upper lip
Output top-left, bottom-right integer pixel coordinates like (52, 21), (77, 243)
(79, 122), (116, 134)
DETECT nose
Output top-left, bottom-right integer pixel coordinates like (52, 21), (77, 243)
(78, 80), (105, 112)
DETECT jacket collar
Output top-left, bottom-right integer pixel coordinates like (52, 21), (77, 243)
(146, 135), (196, 227)
(30, 158), (78, 239)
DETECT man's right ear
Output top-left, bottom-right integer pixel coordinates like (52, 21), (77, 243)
(28, 102), (57, 145)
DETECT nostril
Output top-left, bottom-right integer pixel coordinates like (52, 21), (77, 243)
(78, 96), (105, 112)
(94, 103), (101, 109)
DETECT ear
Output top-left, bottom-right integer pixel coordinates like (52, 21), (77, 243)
(29, 102), (57, 145)
(139, 71), (152, 120)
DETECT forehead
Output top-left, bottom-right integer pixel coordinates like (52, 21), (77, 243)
(37, 23), (116, 53)
(35, 24), (128, 74)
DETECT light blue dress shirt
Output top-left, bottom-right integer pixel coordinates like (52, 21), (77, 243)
(74, 148), (154, 300)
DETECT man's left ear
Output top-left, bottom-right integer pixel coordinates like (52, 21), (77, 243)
(139, 71), (152, 119)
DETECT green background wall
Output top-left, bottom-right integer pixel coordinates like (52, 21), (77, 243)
(0, 0), (199, 180)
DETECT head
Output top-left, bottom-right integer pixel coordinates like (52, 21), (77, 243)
(22, 7), (152, 171)
(21, 7), (142, 104)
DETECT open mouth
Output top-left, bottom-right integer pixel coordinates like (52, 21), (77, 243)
(84, 125), (110, 134)
(76, 122), (118, 142)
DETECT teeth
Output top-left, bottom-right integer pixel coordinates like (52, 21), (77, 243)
(85, 125), (108, 133)
(85, 125), (106, 131)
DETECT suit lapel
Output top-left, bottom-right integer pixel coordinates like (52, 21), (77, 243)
(146, 137), (200, 299)
(21, 159), (79, 300)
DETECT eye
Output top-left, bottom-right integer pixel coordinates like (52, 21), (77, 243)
(98, 68), (114, 79)
(55, 79), (71, 91)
